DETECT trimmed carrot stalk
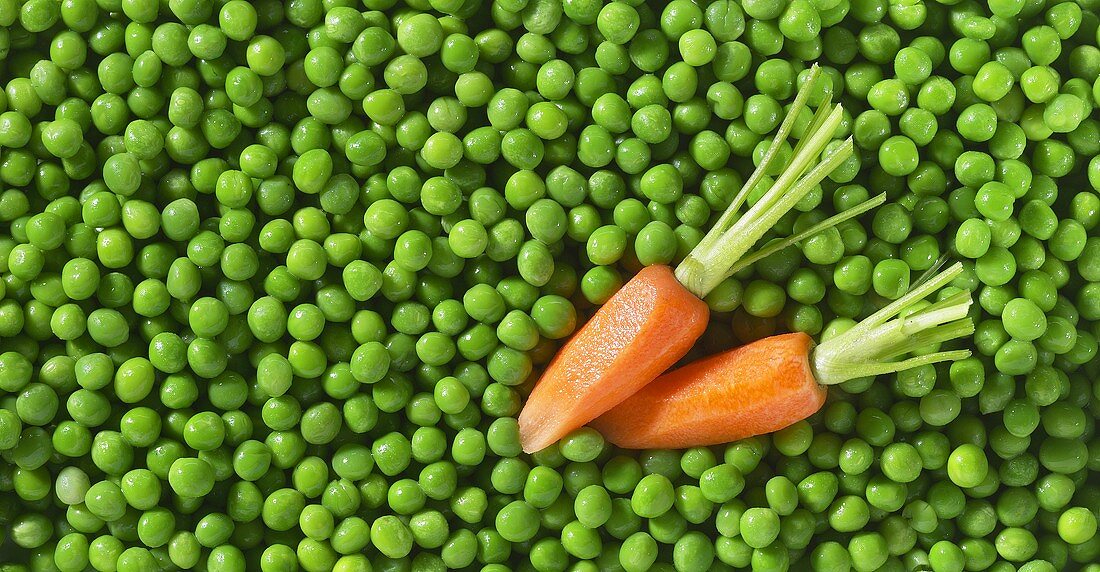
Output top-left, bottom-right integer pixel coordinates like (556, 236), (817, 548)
(518, 265), (709, 453)
(518, 65), (881, 453)
(593, 263), (974, 450)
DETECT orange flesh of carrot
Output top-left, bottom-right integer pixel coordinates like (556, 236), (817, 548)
(591, 332), (826, 449)
(518, 265), (710, 453)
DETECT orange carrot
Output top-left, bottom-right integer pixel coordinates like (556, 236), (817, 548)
(592, 333), (823, 449)
(593, 263), (974, 450)
(519, 66), (886, 453)
(518, 265), (709, 453)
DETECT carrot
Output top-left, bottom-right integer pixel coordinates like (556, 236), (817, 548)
(519, 66), (886, 453)
(517, 265), (710, 453)
(592, 263), (974, 449)
(591, 333), (822, 449)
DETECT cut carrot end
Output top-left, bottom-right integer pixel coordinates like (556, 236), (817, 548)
(811, 262), (974, 386)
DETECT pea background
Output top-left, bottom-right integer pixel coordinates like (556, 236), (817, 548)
(0, 0), (1098, 570)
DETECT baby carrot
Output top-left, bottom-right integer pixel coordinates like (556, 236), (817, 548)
(517, 264), (710, 454)
(592, 263), (974, 449)
(519, 66), (885, 453)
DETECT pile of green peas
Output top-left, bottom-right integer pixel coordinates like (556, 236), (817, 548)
(0, 0), (1098, 569)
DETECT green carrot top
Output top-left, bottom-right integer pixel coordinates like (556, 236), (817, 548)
(674, 65), (884, 299)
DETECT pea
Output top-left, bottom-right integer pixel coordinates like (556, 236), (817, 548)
(495, 500), (541, 542)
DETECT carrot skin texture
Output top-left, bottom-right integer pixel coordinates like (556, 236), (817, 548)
(591, 332), (826, 449)
(518, 265), (710, 453)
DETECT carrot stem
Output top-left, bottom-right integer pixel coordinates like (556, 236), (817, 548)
(788, 88), (837, 161)
(692, 66), (823, 256)
(726, 193), (886, 276)
(674, 66), (854, 299)
(811, 262), (974, 386)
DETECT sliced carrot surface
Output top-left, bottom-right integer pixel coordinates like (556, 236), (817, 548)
(592, 332), (827, 449)
(518, 264), (709, 453)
